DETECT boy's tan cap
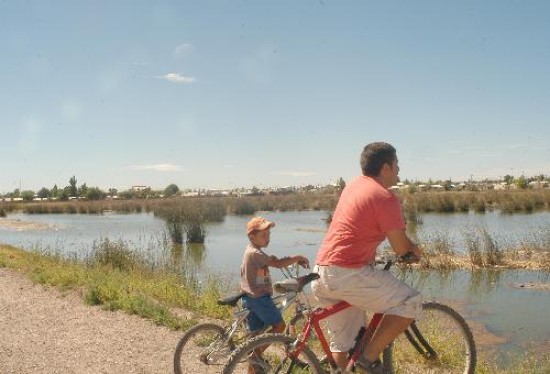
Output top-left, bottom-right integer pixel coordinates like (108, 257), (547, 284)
(246, 217), (275, 234)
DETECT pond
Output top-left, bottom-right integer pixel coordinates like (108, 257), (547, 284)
(1, 209), (550, 363)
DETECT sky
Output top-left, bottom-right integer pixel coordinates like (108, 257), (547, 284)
(1, 1), (549, 193)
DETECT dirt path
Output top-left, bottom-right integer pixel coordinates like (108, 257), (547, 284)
(0, 267), (186, 374)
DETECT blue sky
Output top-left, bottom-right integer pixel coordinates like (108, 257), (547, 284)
(2, 1), (549, 193)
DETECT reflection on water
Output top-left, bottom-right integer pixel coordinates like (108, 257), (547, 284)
(1, 209), (550, 360)
(168, 243), (207, 287)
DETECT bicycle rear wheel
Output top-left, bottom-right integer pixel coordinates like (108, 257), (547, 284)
(174, 323), (233, 374)
(222, 333), (324, 374)
(383, 301), (477, 374)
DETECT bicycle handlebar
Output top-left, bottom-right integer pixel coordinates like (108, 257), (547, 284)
(383, 251), (419, 270)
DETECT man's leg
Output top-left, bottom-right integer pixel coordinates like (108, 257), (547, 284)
(363, 314), (414, 362)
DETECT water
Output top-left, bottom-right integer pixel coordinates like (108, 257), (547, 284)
(1, 209), (550, 360)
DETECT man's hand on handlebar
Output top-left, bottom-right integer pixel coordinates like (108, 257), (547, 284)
(399, 251), (420, 264)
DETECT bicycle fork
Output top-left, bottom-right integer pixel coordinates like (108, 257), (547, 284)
(403, 322), (438, 360)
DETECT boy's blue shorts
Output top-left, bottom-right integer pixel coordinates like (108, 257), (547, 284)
(242, 294), (283, 332)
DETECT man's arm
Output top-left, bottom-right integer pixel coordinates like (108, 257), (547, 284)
(386, 229), (422, 259)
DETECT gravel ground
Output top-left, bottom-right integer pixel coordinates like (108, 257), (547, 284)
(0, 267), (186, 374)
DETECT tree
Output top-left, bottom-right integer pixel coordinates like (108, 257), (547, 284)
(11, 188), (21, 198)
(59, 187), (71, 201)
(86, 187), (106, 200)
(69, 176), (78, 197)
(21, 190), (35, 201)
(443, 180), (454, 191)
(336, 177), (346, 194)
(37, 187), (50, 199)
(164, 183), (180, 197)
(78, 183), (88, 197)
(51, 185), (59, 198)
(515, 175), (528, 189)
(503, 175), (514, 185)
(118, 190), (134, 199)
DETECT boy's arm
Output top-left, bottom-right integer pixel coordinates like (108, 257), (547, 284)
(267, 255), (309, 269)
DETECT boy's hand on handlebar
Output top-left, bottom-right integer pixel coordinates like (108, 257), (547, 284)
(297, 256), (310, 269)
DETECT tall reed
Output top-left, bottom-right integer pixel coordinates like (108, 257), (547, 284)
(464, 229), (504, 267)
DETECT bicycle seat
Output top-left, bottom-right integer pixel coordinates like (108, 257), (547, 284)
(273, 272), (320, 293)
(218, 292), (246, 307)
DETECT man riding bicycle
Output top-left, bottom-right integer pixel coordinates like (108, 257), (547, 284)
(311, 142), (422, 374)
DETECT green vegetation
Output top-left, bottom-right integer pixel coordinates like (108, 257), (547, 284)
(0, 243), (232, 331)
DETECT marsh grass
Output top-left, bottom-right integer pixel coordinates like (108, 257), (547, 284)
(400, 189), (550, 214)
(0, 243), (231, 331)
(154, 199), (223, 244)
(412, 229), (549, 270)
(5, 189), (550, 220)
(420, 232), (457, 269)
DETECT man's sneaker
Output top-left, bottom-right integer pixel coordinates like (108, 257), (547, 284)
(248, 354), (271, 373)
(355, 356), (386, 374)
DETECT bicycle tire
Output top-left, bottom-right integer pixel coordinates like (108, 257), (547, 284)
(222, 333), (324, 374)
(173, 322), (232, 374)
(383, 301), (477, 374)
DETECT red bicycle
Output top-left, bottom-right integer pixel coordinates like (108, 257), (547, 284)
(222, 254), (477, 373)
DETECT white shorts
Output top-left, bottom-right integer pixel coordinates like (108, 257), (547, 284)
(311, 264), (422, 353)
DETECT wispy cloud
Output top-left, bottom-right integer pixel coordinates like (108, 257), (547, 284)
(174, 43), (194, 56)
(157, 73), (195, 84)
(271, 171), (316, 177)
(129, 164), (183, 172)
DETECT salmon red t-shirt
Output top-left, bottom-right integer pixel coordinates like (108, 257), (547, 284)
(316, 176), (405, 268)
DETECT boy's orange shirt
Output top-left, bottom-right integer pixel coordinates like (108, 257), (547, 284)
(240, 244), (273, 297)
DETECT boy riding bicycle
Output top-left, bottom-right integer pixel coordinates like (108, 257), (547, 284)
(240, 216), (309, 373)
(312, 142), (422, 374)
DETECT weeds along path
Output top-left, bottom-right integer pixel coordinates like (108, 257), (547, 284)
(0, 267), (188, 374)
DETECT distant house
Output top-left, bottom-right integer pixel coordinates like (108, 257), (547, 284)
(494, 183), (508, 191)
(183, 191), (200, 197)
(528, 180), (550, 189)
(132, 185), (149, 192)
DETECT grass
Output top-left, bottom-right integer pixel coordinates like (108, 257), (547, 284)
(475, 348), (550, 373)
(0, 243), (232, 331)
(1, 242), (549, 372)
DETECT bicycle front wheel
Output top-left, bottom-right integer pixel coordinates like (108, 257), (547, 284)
(222, 333), (324, 374)
(174, 323), (232, 374)
(384, 301), (477, 374)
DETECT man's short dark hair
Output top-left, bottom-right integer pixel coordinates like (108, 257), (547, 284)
(360, 142), (397, 177)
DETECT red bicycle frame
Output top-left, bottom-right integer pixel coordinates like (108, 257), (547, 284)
(292, 300), (385, 372)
